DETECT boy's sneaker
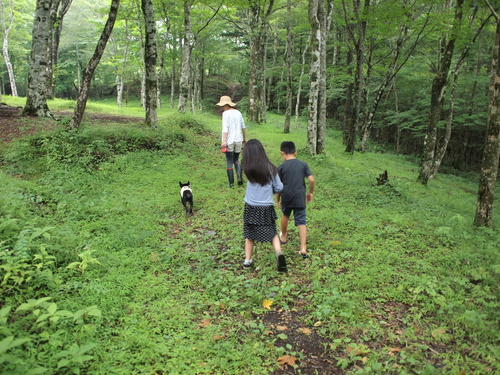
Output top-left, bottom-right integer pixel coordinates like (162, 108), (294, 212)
(243, 259), (253, 268)
(277, 253), (287, 272)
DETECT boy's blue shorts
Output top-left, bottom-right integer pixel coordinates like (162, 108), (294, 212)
(281, 207), (306, 226)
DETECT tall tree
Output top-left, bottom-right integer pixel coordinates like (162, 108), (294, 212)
(283, 0), (293, 133)
(177, 0), (193, 113)
(417, 0), (490, 184)
(67, 0), (120, 130)
(343, 0), (369, 154)
(474, 0), (500, 227)
(307, 0), (333, 155)
(358, 0), (432, 152)
(246, 0), (275, 123)
(47, 0), (72, 99)
(141, 0), (158, 127)
(177, 0), (220, 113)
(417, 0), (463, 184)
(1, 0), (18, 97)
(23, 0), (53, 117)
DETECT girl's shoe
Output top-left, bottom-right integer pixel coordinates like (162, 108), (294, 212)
(298, 252), (309, 259)
(243, 259), (253, 268)
(277, 254), (287, 272)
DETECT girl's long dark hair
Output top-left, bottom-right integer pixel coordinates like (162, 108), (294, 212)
(242, 139), (278, 186)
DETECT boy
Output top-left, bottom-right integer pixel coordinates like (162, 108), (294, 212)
(276, 141), (315, 258)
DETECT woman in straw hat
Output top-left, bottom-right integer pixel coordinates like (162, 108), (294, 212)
(216, 96), (247, 188)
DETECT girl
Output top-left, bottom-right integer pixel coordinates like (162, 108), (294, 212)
(241, 139), (287, 272)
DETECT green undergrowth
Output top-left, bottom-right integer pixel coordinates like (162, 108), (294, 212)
(0, 102), (498, 374)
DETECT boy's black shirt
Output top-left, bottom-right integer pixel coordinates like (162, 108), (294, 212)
(278, 159), (312, 208)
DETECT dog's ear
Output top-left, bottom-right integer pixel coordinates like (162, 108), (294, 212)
(179, 181), (182, 187)
(187, 181), (190, 186)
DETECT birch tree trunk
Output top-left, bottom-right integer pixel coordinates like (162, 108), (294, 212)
(317, 0), (333, 154)
(294, 37), (309, 129)
(142, 0), (158, 127)
(475, 3), (500, 227)
(247, 6), (262, 123)
(22, 0), (53, 117)
(284, 0), (293, 134)
(178, 0), (193, 113)
(307, 0), (333, 155)
(1, 0), (17, 97)
(67, 0), (120, 131)
(307, 0), (321, 155)
(115, 19), (131, 108)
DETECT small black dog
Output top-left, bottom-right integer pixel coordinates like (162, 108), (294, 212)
(179, 181), (193, 215)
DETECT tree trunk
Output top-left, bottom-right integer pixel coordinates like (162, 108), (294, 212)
(474, 7), (500, 227)
(417, 0), (464, 184)
(283, 0), (293, 134)
(47, 0), (72, 99)
(178, 0), (193, 113)
(23, 0), (53, 117)
(1, 0), (17, 97)
(247, 7), (261, 123)
(115, 19), (131, 108)
(246, 0), (275, 124)
(344, 0), (368, 154)
(307, 0), (321, 155)
(317, 0), (333, 154)
(343, 49), (353, 145)
(142, 0), (158, 127)
(294, 36), (309, 129)
(67, 0), (120, 130)
(259, 27), (269, 123)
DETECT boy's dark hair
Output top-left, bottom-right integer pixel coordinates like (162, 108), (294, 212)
(280, 141), (296, 155)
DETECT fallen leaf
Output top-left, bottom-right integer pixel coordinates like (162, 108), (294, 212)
(149, 253), (158, 262)
(313, 321), (322, 327)
(263, 299), (273, 310)
(264, 330), (273, 336)
(388, 347), (402, 353)
(297, 327), (312, 334)
(431, 328), (446, 338)
(212, 335), (224, 341)
(199, 318), (211, 327)
(277, 355), (297, 367)
(276, 325), (288, 331)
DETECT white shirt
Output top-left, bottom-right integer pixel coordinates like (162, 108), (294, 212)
(222, 109), (246, 145)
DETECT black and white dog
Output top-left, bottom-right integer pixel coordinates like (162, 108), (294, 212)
(179, 181), (193, 215)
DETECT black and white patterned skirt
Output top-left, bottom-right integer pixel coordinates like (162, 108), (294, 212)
(243, 203), (277, 243)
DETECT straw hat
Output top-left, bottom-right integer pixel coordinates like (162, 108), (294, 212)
(215, 96), (237, 107)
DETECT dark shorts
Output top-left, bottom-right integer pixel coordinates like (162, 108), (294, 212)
(244, 204), (277, 242)
(281, 206), (306, 226)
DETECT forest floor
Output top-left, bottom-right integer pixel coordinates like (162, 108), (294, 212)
(0, 102), (343, 374)
(0, 103), (141, 142)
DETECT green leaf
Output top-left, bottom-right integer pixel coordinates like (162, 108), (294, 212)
(57, 358), (71, 369)
(0, 336), (30, 354)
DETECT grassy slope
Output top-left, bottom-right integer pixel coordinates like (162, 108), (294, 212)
(0, 98), (498, 374)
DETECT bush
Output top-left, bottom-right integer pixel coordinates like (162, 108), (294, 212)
(1, 126), (187, 175)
